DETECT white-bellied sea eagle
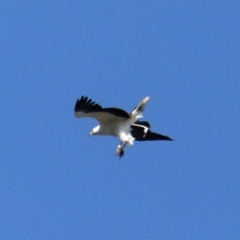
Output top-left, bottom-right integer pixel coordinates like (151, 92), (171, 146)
(74, 96), (173, 158)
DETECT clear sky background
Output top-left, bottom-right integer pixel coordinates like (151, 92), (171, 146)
(1, 1), (240, 239)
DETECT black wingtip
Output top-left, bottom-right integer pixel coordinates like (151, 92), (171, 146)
(167, 137), (173, 141)
(74, 95), (102, 113)
(157, 135), (173, 141)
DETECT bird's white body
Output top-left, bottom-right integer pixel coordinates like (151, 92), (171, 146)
(90, 110), (144, 145)
(92, 121), (135, 144)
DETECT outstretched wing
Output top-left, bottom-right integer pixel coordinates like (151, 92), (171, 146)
(131, 96), (150, 117)
(131, 120), (173, 141)
(74, 96), (130, 124)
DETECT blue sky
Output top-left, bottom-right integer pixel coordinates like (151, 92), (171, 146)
(1, 1), (240, 239)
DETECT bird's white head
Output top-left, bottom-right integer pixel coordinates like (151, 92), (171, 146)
(89, 125), (100, 136)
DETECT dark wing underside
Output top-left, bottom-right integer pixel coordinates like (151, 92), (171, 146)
(74, 96), (130, 123)
(131, 121), (173, 141)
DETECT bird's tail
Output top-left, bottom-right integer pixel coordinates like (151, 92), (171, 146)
(130, 96), (150, 121)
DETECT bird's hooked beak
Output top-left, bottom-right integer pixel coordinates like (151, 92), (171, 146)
(89, 131), (93, 137)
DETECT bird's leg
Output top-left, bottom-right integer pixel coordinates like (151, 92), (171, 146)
(115, 144), (121, 155)
(115, 142), (123, 156)
(115, 142), (127, 159)
(120, 142), (127, 158)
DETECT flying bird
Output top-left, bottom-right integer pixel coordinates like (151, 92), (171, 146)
(74, 96), (172, 158)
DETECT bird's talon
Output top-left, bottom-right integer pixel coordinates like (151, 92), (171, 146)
(115, 145), (125, 158)
(115, 145), (121, 155)
(119, 148), (125, 159)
